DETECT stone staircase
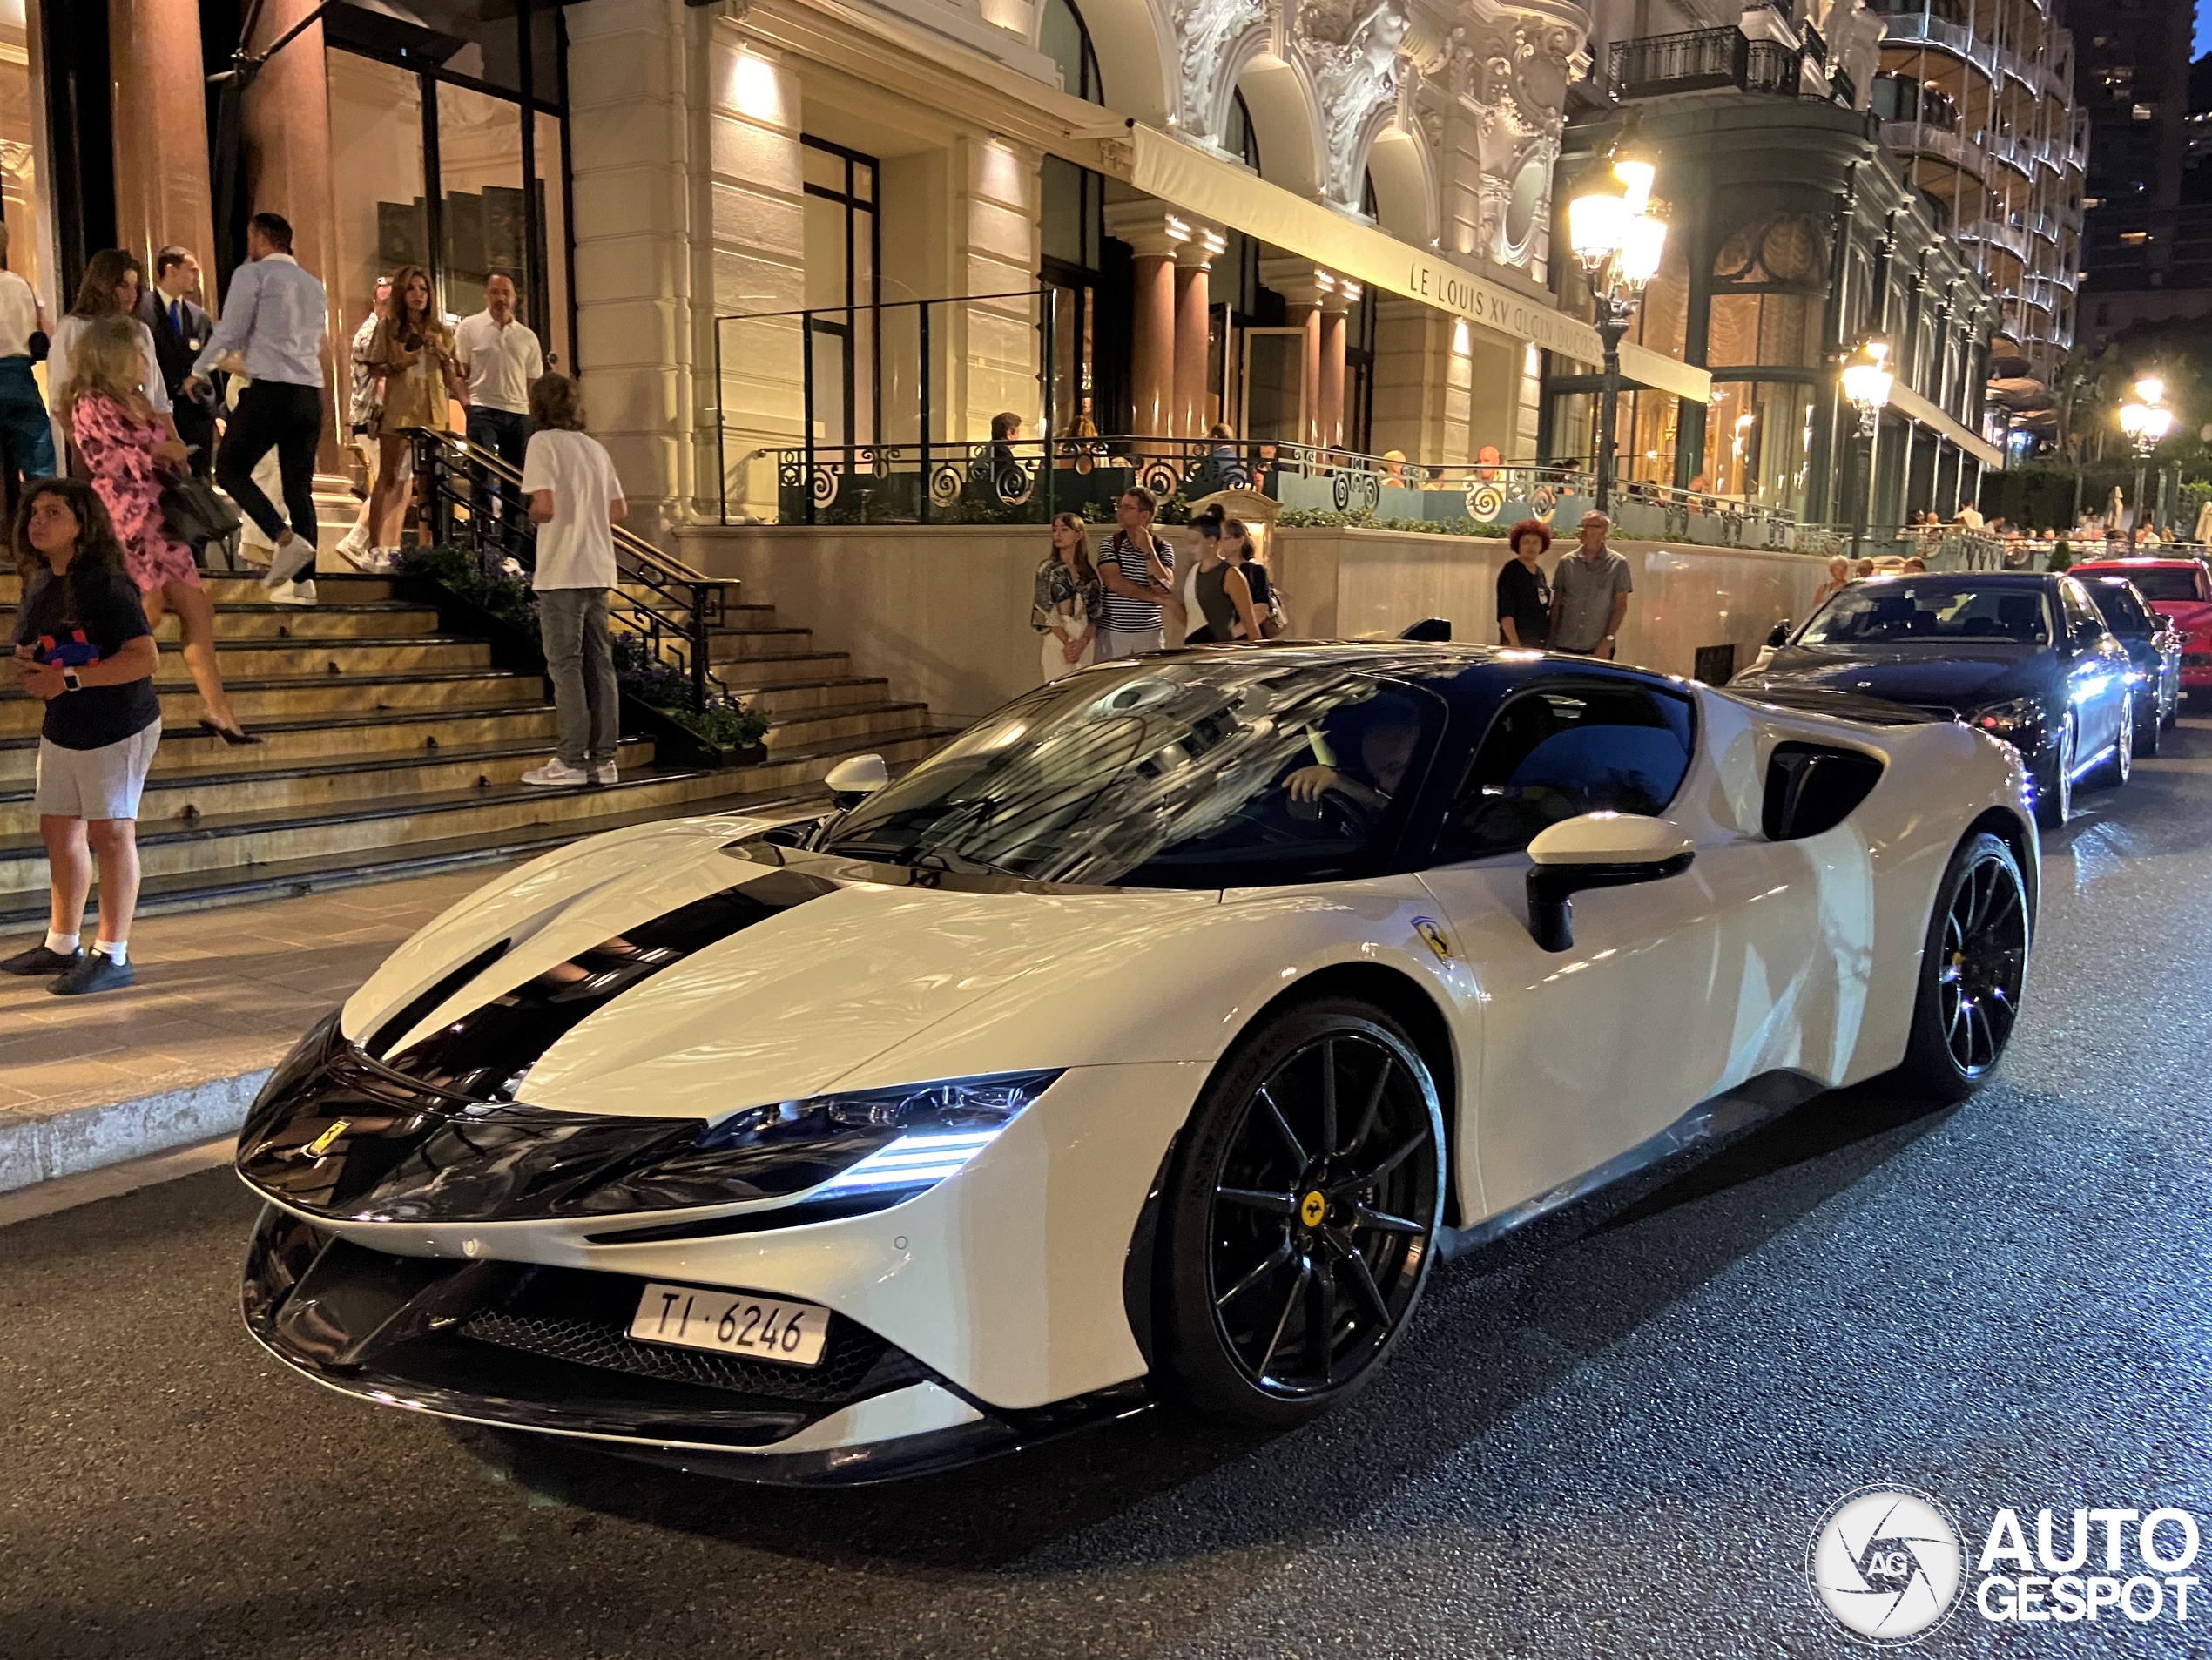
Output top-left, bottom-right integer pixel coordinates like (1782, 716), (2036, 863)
(0, 569), (954, 925)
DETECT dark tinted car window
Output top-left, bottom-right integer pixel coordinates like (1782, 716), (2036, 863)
(2059, 580), (2107, 647)
(1799, 581), (2050, 646)
(2101, 567), (2204, 603)
(2086, 580), (2155, 636)
(1441, 679), (1696, 860)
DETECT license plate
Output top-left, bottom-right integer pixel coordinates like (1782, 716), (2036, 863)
(627, 1281), (830, 1367)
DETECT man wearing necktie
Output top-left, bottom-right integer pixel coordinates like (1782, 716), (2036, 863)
(139, 246), (219, 478)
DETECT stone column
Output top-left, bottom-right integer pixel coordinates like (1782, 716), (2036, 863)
(109, 0), (214, 280)
(1318, 279), (1359, 450)
(1172, 224), (1224, 438)
(237, 0), (342, 474)
(566, 0), (711, 533)
(1104, 204), (1190, 440)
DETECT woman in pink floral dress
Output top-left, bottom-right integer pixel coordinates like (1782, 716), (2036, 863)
(59, 317), (253, 743)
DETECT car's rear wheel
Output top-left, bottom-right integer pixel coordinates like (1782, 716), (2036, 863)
(1892, 832), (2030, 1102)
(2096, 693), (2134, 786)
(1157, 999), (1445, 1427)
(2033, 714), (2074, 829)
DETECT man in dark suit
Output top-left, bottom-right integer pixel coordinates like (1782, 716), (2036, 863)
(140, 246), (219, 477)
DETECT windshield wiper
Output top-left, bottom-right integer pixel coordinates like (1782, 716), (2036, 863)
(821, 840), (1028, 881)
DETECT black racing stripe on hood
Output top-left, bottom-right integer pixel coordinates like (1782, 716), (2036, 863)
(377, 868), (840, 1103)
(365, 940), (514, 1062)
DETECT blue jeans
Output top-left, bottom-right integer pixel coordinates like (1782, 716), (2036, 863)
(0, 356), (55, 517)
(468, 407), (532, 554)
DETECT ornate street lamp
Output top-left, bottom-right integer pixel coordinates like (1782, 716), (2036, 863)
(2117, 376), (2175, 546)
(1839, 337), (1893, 563)
(1568, 139), (1668, 512)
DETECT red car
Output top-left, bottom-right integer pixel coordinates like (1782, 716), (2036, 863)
(2071, 557), (2212, 693)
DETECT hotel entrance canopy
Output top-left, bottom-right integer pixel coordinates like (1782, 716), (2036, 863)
(1123, 124), (1712, 407)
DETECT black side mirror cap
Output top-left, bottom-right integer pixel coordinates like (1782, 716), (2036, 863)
(1766, 620), (1792, 648)
(1525, 849), (1696, 952)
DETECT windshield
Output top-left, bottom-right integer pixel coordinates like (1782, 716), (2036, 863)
(823, 658), (1448, 888)
(2086, 581), (2155, 635)
(1798, 581), (2050, 647)
(2098, 566), (2205, 603)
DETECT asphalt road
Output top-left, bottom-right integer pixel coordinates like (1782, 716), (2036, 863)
(7, 717), (2212, 1660)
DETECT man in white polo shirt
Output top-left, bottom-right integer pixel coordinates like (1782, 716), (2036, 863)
(454, 274), (543, 553)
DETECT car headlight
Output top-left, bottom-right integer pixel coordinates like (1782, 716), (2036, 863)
(1965, 697), (2040, 738)
(569, 1070), (1065, 1215)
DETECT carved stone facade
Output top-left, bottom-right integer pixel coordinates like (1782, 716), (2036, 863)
(1159, 0), (1587, 274)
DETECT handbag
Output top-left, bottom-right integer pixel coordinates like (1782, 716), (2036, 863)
(162, 474), (243, 552)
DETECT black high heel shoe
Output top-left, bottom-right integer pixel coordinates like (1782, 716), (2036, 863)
(199, 717), (263, 746)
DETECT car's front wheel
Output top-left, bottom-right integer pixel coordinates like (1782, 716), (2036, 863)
(1892, 831), (2030, 1102)
(2033, 714), (2074, 829)
(1156, 998), (1445, 1427)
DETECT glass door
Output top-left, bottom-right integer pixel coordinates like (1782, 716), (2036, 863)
(1242, 328), (1307, 445)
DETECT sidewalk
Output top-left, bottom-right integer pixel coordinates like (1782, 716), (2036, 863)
(0, 866), (509, 1191)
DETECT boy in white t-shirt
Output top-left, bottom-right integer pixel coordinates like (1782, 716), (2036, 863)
(517, 373), (626, 786)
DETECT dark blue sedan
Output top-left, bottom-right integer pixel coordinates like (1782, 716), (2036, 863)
(2080, 575), (2183, 755)
(1731, 571), (2134, 828)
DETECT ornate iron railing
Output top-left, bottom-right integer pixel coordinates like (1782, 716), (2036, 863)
(410, 428), (734, 712)
(1794, 523), (2010, 570)
(765, 434), (1806, 551)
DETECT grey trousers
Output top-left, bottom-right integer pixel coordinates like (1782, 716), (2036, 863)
(538, 587), (620, 767)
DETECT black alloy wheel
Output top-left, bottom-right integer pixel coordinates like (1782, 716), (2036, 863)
(1894, 831), (2031, 1102)
(2097, 693), (2134, 787)
(2034, 714), (2074, 830)
(1157, 1000), (1445, 1427)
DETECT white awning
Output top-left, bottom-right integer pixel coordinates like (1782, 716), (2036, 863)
(1887, 378), (2006, 469)
(1126, 124), (1713, 406)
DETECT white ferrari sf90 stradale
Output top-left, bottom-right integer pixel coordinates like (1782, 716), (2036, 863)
(237, 644), (2036, 1481)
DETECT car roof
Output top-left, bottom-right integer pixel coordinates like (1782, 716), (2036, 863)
(2073, 557), (2201, 570)
(1864, 570), (2059, 585)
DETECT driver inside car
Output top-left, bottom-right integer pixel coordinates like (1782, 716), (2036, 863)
(1282, 719), (1421, 813)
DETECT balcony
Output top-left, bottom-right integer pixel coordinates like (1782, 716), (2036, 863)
(1608, 26), (1801, 101)
(1873, 7), (2000, 80)
(1878, 121), (1987, 183)
(1959, 216), (2029, 259)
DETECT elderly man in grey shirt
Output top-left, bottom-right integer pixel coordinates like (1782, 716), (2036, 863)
(1549, 509), (1634, 658)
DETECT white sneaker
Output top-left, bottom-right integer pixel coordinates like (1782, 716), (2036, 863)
(336, 523), (370, 562)
(267, 578), (317, 607)
(521, 759), (590, 787)
(263, 535), (317, 588)
(590, 761), (619, 786)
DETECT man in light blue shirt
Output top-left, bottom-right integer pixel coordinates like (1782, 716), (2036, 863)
(184, 213), (328, 594)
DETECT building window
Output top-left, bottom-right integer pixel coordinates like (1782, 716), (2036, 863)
(800, 136), (880, 451)
(1038, 0), (1102, 105)
(320, 6), (572, 381)
(1224, 89), (1262, 173)
(1042, 152), (1106, 435)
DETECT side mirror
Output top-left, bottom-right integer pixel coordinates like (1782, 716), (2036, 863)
(1766, 620), (1792, 649)
(1524, 813), (1696, 953)
(824, 752), (888, 811)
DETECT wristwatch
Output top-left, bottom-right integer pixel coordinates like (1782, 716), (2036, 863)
(60, 667), (82, 692)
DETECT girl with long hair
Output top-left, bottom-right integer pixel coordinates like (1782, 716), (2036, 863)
(2, 478), (163, 994)
(47, 248), (176, 467)
(61, 317), (252, 743)
(1032, 511), (1101, 679)
(364, 265), (464, 562)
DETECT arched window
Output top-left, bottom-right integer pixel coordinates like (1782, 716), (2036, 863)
(1361, 170), (1378, 221)
(1224, 88), (1261, 172)
(1040, 0), (1103, 105)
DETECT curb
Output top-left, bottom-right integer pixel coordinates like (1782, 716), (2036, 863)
(0, 1069), (271, 1194)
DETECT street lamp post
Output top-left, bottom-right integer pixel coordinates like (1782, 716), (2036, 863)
(2117, 376), (2174, 547)
(1840, 338), (1894, 563)
(1568, 144), (1667, 513)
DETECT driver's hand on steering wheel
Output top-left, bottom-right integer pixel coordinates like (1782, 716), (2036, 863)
(1284, 764), (1342, 803)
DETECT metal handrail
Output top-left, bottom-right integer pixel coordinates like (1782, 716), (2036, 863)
(408, 428), (734, 713)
